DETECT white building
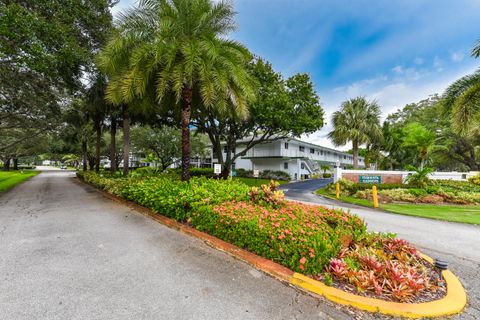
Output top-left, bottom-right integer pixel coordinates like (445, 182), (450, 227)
(212, 138), (365, 180)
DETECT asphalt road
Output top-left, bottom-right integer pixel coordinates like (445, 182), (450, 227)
(281, 179), (480, 319)
(0, 172), (362, 320)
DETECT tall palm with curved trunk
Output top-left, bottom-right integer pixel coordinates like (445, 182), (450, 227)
(328, 97), (382, 169)
(447, 41), (480, 136)
(98, 0), (254, 181)
(472, 39), (480, 58)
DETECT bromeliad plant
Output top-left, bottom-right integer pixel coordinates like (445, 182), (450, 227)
(326, 235), (441, 302)
(249, 180), (285, 207)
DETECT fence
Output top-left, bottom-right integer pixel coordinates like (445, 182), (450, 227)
(333, 168), (478, 184)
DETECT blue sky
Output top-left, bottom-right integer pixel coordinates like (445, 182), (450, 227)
(112, 0), (480, 149)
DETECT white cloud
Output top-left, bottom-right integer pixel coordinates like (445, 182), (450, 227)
(451, 51), (465, 62)
(414, 57), (424, 65)
(433, 56), (443, 72)
(392, 65), (403, 74)
(311, 63), (479, 150)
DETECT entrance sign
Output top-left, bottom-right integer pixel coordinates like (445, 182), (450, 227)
(359, 175), (381, 184)
(214, 164), (222, 175)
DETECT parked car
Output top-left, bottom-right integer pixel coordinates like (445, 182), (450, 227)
(60, 165), (67, 170)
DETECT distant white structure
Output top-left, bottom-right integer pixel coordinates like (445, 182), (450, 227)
(212, 137), (365, 180)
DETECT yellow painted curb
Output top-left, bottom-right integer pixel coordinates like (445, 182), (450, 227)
(291, 254), (466, 318)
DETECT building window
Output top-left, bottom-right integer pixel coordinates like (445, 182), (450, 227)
(284, 162), (288, 169)
(299, 146), (305, 152)
(284, 142), (289, 149)
(223, 146), (227, 153)
(301, 163), (305, 169)
(310, 148), (315, 154)
(344, 155), (346, 159)
(320, 150), (323, 155)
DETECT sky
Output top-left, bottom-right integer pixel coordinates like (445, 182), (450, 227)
(111, 0), (480, 150)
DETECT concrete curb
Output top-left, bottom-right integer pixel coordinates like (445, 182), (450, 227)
(77, 178), (467, 318)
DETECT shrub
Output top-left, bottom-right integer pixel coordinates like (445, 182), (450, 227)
(408, 188), (427, 197)
(249, 180), (285, 208)
(260, 170), (291, 181)
(119, 176), (250, 221)
(468, 173), (480, 186)
(189, 167), (215, 178)
(130, 166), (164, 178)
(234, 169), (291, 181)
(378, 189), (417, 202)
(323, 173), (332, 178)
(342, 182), (405, 195)
(191, 201), (366, 274)
(172, 167), (215, 178)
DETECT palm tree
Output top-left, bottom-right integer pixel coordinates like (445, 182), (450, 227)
(328, 97), (382, 169)
(401, 122), (436, 170)
(472, 39), (480, 58)
(86, 74), (109, 173)
(98, 0), (254, 181)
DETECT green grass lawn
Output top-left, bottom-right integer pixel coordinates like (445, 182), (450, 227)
(234, 177), (288, 187)
(0, 171), (39, 193)
(316, 188), (480, 225)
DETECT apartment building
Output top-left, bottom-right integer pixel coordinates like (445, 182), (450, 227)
(212, 137), (365, 180)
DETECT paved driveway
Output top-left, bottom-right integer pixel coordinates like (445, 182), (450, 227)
(281, 179), (480, 319)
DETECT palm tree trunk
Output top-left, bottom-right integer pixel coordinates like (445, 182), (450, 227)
(82, 140), (87, 172)
(3, 158), (10, 171)
(420, 157), (426, 170)
(123, 111), (130, 177)
(94, 117), (101, 173)
(352, 139), (359, 169)
(110, 115), (117, 174)
(181, 87), (192, 181)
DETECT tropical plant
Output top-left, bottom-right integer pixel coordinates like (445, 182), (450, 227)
(405, 165), (433, 189)
(401, 123), (436, 170)
(320, 164), (331, 174)
(98, 0), (255, 181)
(328, 97), (382, 169)
(440, 44), (480, 137)
(472, 39), (480, 58)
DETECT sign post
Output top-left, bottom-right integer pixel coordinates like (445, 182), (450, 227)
(214, 164), (222, 176)
(253, 169), (259, 186)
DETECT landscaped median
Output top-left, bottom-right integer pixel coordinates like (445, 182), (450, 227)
(317, 179), (480, 225)
(76, 171), (467, 318)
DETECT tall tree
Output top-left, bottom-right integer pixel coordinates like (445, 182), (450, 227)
(328, 97), (382, 169)
(0, 1), (115, 152)
(472, 39), (480, 58)
(85, 74), (110, 172)
(98, 0), (255, 181)
(195, 59), (324, 178)
(401, 122), (436, 170)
